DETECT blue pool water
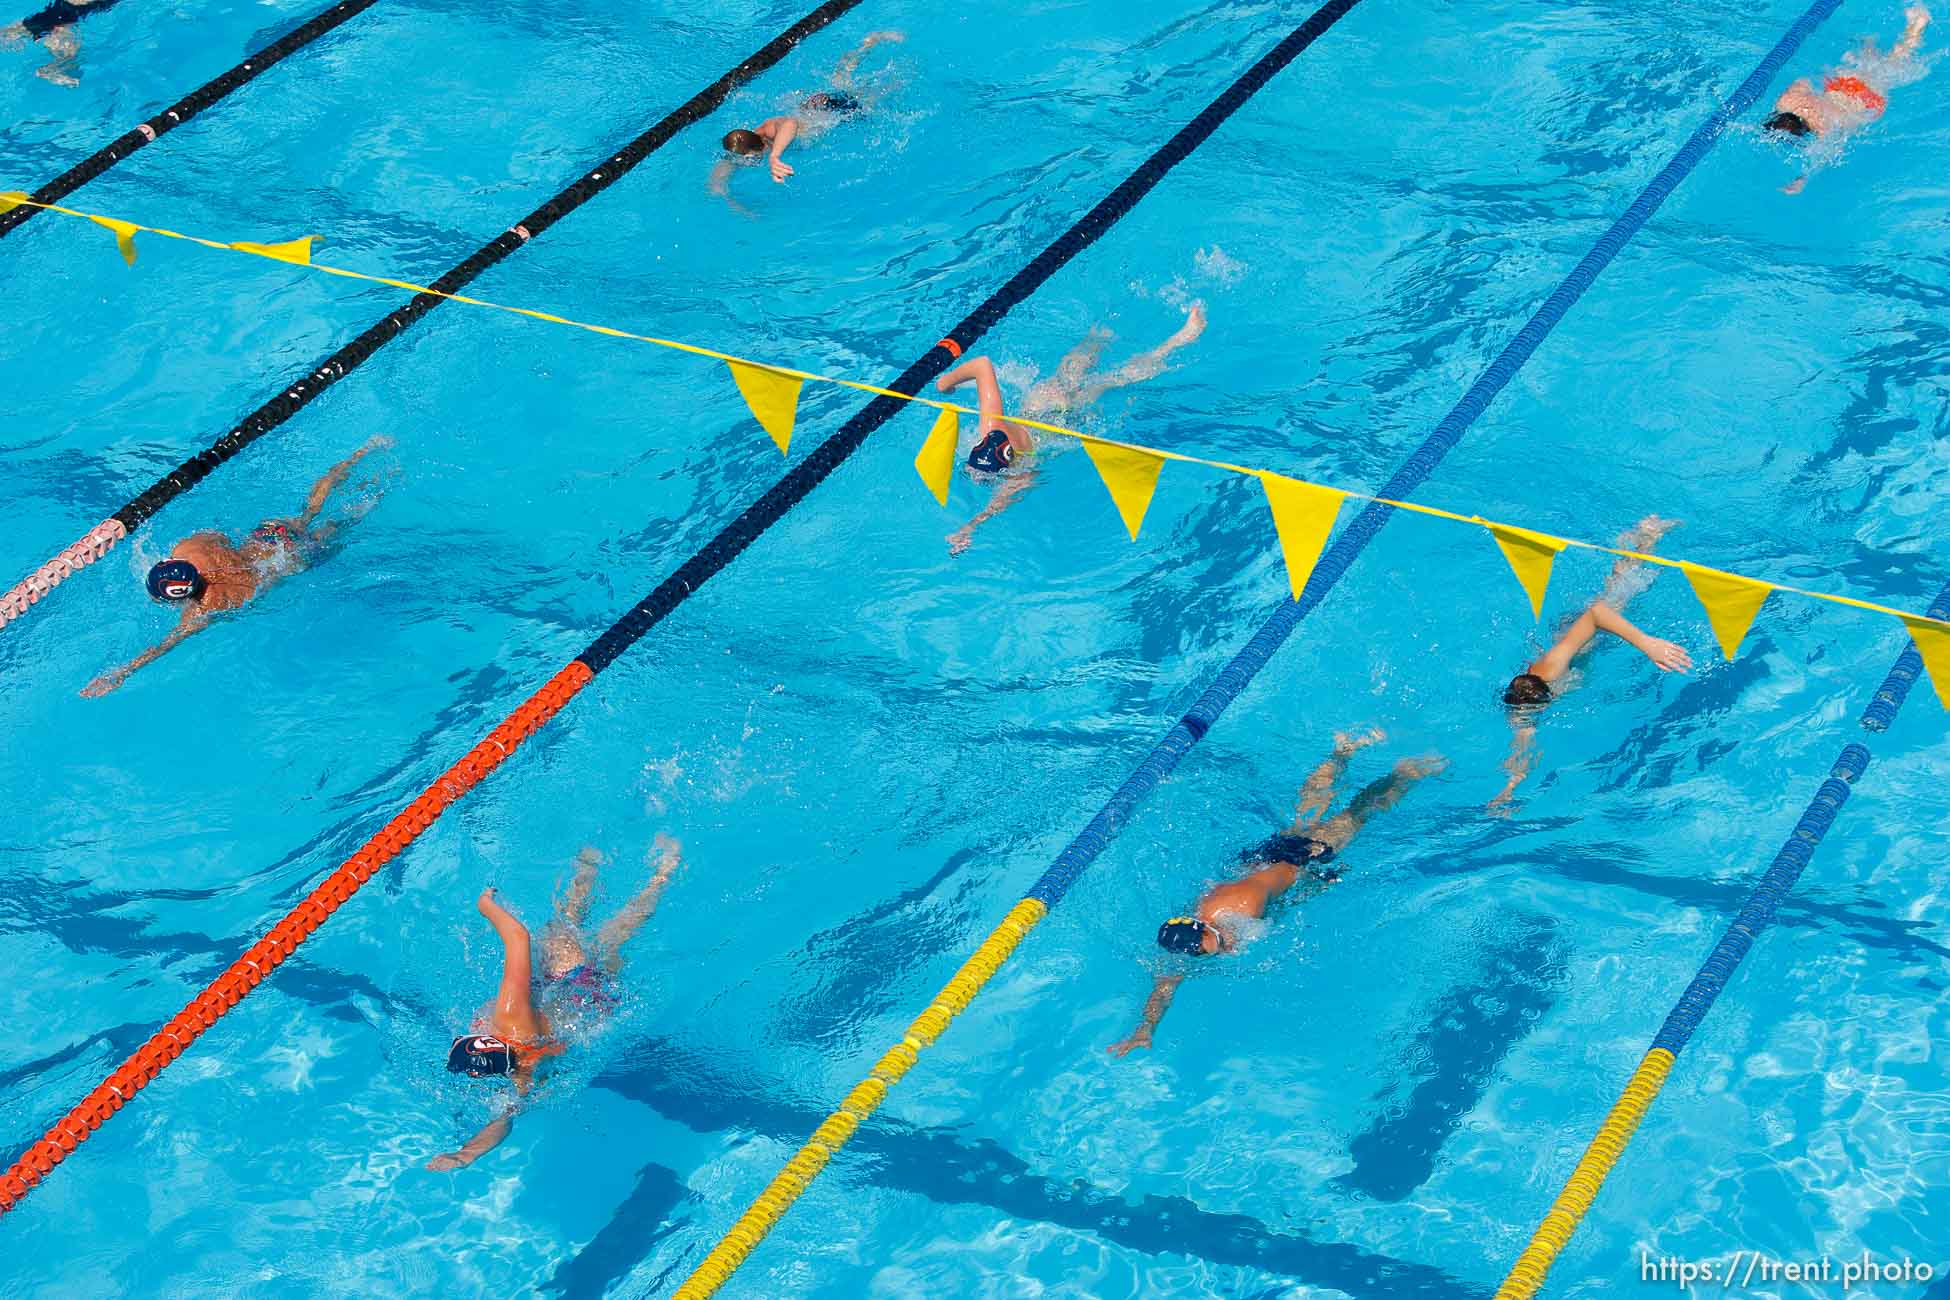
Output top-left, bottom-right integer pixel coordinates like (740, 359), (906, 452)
(3, 0), (1948, 1294)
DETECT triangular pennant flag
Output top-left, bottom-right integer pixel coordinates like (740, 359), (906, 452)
(914, 407), (959, 506)
(88, 215), (140, 266)
(1900, 615), (1950, 710)
(1079, 439), (1165, 540)
(1258, 473), (1344, 600)
(1481, 519), (1570, 619)
(229, 236), (315, 265)
(0, 191), (28, 214)
(1680, 561), (1772, 660)
(726, 361), (804, 455)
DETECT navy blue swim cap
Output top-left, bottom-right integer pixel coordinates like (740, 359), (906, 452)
(967, 428), (1014, 474)
(1157, 917), (1211, 956)
(448, 1034), (514, 1077)
(145, 558), (206, 602)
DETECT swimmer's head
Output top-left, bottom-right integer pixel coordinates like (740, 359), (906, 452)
(447, 1034), (515, 1078)
(1157, 916), (1215, 956)
(1503, 672), (1553, 708)
(145, 558), (206, 603)
(1763, 110), (1813, 137)
(722, 129), (766, 156)
(966, 428), (1015, 474)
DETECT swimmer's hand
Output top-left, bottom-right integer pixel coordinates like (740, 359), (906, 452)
(769, 156), (794, 184)
(947, 525), (974, 556)
(862, 29), (904, 46)
(1106, 1028), (1152, 1057)
(426, 1151), (472, 1172)
(1639, 637), (1693, 673)
(1782, 176), (1807, 196)
(80, 672), (124, 698)
(476, 885), (503, 918)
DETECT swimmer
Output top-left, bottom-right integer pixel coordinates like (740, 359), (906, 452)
(941, 302), (1207, 555)
(80, 435), (389, 698)
(1107, 733), (1444, 1056)
(1488, 514), (1691, 813)
(429, 837), (682, 1172)
(2, 0), (118, 85)
(711, 29), (902, 195)
(1764, 4), (1929, 193)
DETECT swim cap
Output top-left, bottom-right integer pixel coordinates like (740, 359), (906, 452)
(145, 558), (206, 602)
(1503, 672), (1552, 707)
(966, 428), (1014, 474)
(447, 1034), (514, 1077)
(1157, 917), (1211, 956)
(1763, 110), (1812, 136)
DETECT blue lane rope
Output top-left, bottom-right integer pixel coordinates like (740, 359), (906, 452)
(1651, 577), (1950, 1056)
(1023, 0), (1842, 908)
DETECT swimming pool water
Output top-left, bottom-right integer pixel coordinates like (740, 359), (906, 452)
(2, 0), (1948, 1295)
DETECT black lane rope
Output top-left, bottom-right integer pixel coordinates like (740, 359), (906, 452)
(577, 0), (1366, 678)
(0, 0), (863, 631)
(0, 0), (384, 242)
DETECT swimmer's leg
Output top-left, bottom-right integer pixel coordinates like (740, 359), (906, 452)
(1599, 514), (1681, 609)
(1054, 328), (1112, 389)
(34, 27), (79, 85)
(299, 434), (393, 529)
(1312, 755), (1446, 853)
(830, 28), (902, 87)
(1896, 4), (1930, 59)
(593, 833), (682, 974)
(1291, 727), (1385, 826)
(1074, 303), (1208, 405)
(540, 847), (601, 979)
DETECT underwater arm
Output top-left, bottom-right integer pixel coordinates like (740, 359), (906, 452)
(427, 1106), (514, 1171)
(81, 614), (207, 697)
(1107, 974), (1184, 1056)
(948, 470), (1036, 555)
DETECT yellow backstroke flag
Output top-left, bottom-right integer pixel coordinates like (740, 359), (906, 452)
(1259, 473), (1344, 600)
(88, 214), (140, 266)
(1080, 439), (1165, 540)
(1681, 561), (1772, 660)
(914, 408), (959, 506)
(1482, 519), (1570, 619)
(0, 191), (27, 214)
(1900, 615), (1950, 710)
(229, 236), (316, 265)
(727, 361), (804, 455)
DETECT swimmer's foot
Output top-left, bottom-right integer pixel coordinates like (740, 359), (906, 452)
(1624, 514), (1682, 551)
(1332, 727), (1385, 757)
(649, 832), (682, 884)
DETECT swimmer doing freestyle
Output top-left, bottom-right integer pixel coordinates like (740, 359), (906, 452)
(1763, 4), (1929, 193)
(430, 838), (682, 1172)
(81, 435), (389, 697)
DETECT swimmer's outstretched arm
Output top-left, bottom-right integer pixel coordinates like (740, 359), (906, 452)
(80, 611), (209, 697)
(1107, 974), (1183, 1057)
(1896, 4), (1931, 59)
(947, 470), (1036, 556)
(427, 1093), (521, 1172)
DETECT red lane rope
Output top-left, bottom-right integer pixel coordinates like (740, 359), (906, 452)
(0, 661), (591, 1212)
